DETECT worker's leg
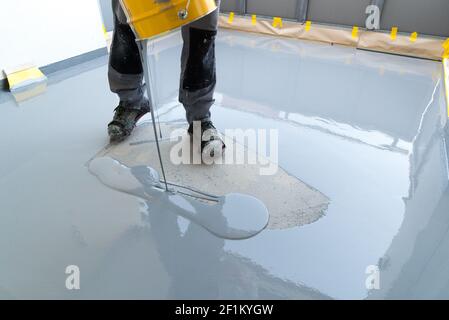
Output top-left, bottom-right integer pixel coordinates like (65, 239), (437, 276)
(107, 0), (150, 141)
(179, 0), (220, 125)
(109, 0), (147, 107)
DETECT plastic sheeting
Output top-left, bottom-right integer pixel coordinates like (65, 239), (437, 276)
(219, 14), (447, 60)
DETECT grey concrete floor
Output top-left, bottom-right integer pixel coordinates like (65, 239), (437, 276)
(1, 29), (449, 299)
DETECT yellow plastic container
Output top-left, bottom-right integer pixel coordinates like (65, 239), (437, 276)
(120, 0), (217, 40)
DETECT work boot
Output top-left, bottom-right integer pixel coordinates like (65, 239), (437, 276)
(188, 121), (226, 160)
(108, 100), (151, 142)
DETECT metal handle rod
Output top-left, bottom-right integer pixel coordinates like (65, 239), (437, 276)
(138, 39), (169, 191)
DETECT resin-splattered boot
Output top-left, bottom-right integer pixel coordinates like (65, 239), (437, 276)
(108, 100), (151, 142)
(188, 120), (226, 160)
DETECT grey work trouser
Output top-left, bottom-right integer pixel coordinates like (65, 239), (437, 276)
(109, 0), (220, 124)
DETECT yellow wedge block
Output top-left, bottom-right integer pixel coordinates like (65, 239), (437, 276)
(352, 26), (359, 39)
(410, 32), (418, 42)
(305, 21), (312, 32)
(251, 15), (257, 25)
(443, 38), (449, 59)
(272, 17), (283, 28)
(391, 27), (398, 40)
(5, 64), (47, 92)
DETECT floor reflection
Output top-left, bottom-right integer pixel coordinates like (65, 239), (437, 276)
(81, 197), (331, 299)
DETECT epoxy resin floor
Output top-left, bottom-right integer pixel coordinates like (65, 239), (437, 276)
(1, 30), (449, 300)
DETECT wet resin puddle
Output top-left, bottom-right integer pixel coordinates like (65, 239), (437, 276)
(88, 157), (269, 240)
(91, 122), (329, 230)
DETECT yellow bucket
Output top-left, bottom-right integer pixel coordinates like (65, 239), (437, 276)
(120, 0), (217, 40)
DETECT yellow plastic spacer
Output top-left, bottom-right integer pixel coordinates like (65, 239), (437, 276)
(442, 38), (449, 59)
(272, 17), (283, 28)
(305, 21), (312, 32)
(410, 32), (418, 42)
(352, 26), (359, 39)
(251, 15), (257, 25)
(391, 27), (398, 40)
(228, 12), (235, 23)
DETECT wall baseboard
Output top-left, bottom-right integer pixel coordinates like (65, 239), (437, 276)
(1, 47), (108, 91)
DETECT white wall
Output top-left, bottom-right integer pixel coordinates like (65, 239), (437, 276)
(0, 0), (106, 80)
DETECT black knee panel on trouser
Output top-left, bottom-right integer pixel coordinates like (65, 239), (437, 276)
(182, 28), (217, 91)
(110, 16), (143, 75)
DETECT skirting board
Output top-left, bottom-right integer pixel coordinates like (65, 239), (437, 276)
(1, 47), (108, 91)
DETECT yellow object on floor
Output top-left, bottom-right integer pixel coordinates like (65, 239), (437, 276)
(390, 27), (398, 40)
(120, 0), (217, 40)
(351, 26), (359, 39)
(443, 38), (449, 59)
(272, 17), (283, 28)
(251, 15), (257, 25)
(305, 20), (312, 31)
(4, 64), (47, 92)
